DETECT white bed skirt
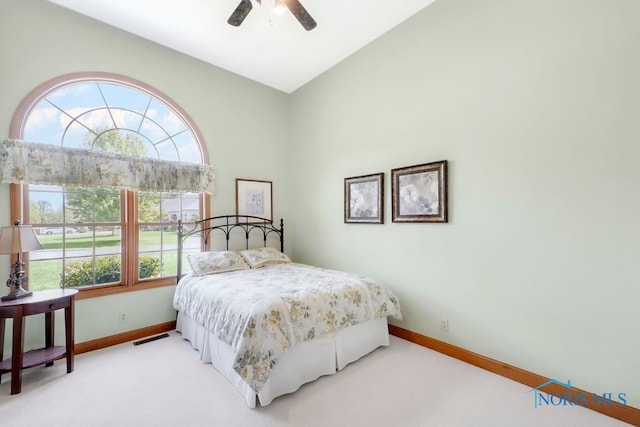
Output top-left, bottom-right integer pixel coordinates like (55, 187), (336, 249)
(176, 312), (390, 407)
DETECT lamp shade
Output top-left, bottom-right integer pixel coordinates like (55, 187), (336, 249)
(0, 224), (44, 254)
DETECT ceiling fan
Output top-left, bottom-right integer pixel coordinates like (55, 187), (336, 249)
(228, 0), (317, 31)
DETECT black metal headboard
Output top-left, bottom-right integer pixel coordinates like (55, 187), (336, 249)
(176, 215), (284, 278)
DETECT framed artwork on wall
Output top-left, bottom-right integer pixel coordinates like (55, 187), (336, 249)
(391, 160), (448, 223)
(236, 178), (273, 222)
(344, 173), (384, 224)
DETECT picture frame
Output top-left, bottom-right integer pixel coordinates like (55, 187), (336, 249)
(235, 178), (273, 222)
(391, 160), (448, 223)
(344, 173), (384, 224)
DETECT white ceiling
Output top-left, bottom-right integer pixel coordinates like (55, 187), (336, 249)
(46, 0), (437, 93)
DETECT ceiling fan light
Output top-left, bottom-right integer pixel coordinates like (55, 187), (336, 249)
(273, 0), (287, 15)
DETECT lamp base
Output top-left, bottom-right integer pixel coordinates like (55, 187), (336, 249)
(2, 286), (33, 301)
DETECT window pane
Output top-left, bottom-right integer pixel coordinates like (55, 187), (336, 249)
(94, 255), (122, 285)
(139, 251), (162, 280)
(161, 230), (178, 277)
(95, 226), (122, 256)
(139, 192), (162, 222)
(147, 98), (186, 136)
(22, 101), (63, 145)
(174, 132), (202, 164)
(181, 194), (201, 222)
(29, 188), (64, 224)
(29, 258), (62, 292)
(155, 139), (178, 161)
(48, 82), (103, 110)
(99, 83), (151, 117)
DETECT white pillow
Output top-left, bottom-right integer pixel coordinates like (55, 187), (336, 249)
(187, 251), (249, 276)
(238, 247), (291, 269)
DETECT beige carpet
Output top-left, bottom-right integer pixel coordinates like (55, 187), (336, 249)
(0, 332), (631, 427)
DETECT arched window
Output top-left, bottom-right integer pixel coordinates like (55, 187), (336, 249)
(5, 72), (212, 296)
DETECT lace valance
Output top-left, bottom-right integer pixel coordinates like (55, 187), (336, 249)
(0, 139), (215, 194)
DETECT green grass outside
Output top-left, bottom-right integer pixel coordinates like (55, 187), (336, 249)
(28, 231), (185, 291)
(38, 231), (176, 249)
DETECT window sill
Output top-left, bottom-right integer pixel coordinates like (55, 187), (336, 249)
(73, 277), (177, 300)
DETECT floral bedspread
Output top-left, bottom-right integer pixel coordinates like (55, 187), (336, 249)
(173, 263), (402, 392)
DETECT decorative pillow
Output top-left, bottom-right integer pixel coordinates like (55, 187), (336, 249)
(239, 247), (291, 269)
(187, 251), (250, 276)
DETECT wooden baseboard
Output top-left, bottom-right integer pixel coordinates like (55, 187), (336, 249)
(74, 321), (176, 355)
(388, 325), (640, 426)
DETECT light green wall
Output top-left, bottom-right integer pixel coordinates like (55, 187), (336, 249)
(2, 0), (639, 410)
(289, 0), (640, 407)
(0, 0), (291, 351)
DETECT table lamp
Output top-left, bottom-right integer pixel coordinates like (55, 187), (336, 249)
(0, 220), (43, 301)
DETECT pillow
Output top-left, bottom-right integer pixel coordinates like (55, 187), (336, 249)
(187, 251), (249, 276)
(239, 247), (291, 269)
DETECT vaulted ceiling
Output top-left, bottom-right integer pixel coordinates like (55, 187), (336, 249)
(46, 0), (437, 93)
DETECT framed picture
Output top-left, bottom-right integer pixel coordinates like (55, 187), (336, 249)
(344, 173), (384, 224)
(236, 178), (273, 222)
(391, 160), (448, 223)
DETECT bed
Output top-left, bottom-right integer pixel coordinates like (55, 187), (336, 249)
(173, 215), (402, 408)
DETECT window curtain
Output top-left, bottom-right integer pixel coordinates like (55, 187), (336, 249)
(0, 139), (215, 194)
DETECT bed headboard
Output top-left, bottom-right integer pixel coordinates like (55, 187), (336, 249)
(176, 215), (284, 278)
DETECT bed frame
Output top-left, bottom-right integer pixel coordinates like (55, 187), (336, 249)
(173, 214), (391, 407)
(176, 215), (284, 278)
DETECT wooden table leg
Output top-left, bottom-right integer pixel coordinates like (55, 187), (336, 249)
(65, 301), (74, 373)
(45, 311), (54, 367)
(0, 317), (5, 382)
(11, 312), (24, 395)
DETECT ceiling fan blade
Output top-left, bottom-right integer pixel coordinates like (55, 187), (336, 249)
(285, 0), (317, 31)
(228, 0), (254, 26)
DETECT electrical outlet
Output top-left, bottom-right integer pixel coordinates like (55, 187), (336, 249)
(440, 319), (449, 332)
(119, 311), (128, 323)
